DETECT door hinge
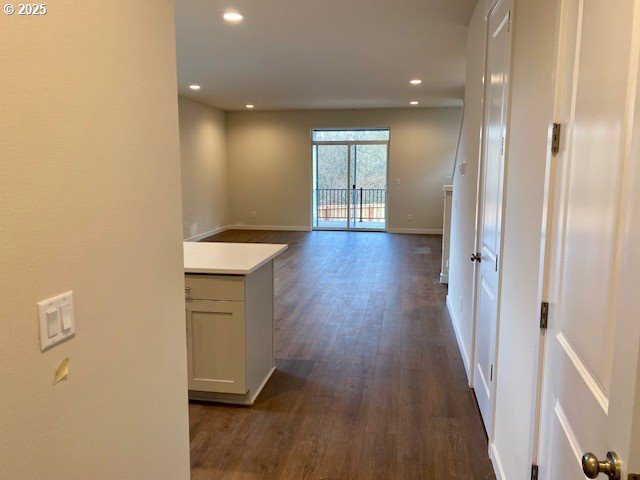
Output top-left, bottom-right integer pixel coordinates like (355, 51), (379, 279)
(551, 123), (561, 156)
(540, 302), (549, 329)
(531, 464), (539, 480)
(490, 364), (494, 382)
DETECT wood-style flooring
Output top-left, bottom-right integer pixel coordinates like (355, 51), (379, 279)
(190, 230), (495, 480)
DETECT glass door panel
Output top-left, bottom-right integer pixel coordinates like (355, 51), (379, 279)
(348, 144), (388, 229)
(314, 144), (349, 229)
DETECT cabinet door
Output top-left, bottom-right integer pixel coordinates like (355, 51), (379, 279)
(185, 300), (246, 394)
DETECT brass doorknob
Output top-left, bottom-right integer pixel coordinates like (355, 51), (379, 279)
(582, 451), (621, 479)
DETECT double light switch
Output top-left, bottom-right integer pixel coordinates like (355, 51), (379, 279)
(38, 291), (75, 351)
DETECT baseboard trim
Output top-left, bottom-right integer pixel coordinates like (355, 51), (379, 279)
(184, 225), (230, 242)
(250, 366), (276, 405)
(188, 367), (275, 406)
(229, 224), (312, 232)
(387, 228), (443, 235)
(225, 225), (439, 234)
(489, 442), (507, 480)
(446, 295), (472, 385)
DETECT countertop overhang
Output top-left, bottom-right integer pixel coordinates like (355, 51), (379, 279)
(183, 242), (288, 275)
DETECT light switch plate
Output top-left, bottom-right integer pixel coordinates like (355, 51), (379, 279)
(38, 291), (75, 351)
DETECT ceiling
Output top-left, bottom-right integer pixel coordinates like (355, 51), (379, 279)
(174, 0), (477, 111)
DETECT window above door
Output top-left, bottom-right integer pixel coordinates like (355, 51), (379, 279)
(312, 129), (390, 142)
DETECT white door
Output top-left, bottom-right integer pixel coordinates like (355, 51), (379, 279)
(537, 0), (640, 478)
(473, 0), (513, 433)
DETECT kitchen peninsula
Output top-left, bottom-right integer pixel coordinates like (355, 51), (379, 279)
(183, 241), (287, 405)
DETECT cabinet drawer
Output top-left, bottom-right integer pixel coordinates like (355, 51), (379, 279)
(185, 274), (244, 302)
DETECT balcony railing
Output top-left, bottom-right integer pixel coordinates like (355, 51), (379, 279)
(316, 188), (386, 223)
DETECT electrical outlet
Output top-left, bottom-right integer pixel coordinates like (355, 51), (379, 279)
(251, 211), (257, 218)
(395, 178), (400, 185)
(407, 214), (413, 221)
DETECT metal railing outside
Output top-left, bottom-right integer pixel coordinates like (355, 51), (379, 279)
(316, 188), (386, 223)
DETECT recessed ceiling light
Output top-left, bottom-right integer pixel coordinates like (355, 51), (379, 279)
(410, 101), (419, 105)
(245, 104), (255, 109)
(223, 11), (244, 23)
(410, 79), (422, 85)
(189, 84), (201, 90)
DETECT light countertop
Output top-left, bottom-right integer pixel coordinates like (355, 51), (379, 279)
(183, 242), (288, 275)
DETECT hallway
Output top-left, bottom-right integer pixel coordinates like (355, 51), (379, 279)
(189, 230), (495, 479)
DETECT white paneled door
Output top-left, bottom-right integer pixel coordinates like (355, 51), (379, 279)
(473, 0), (513, 434)
(538, 0), (640, 478)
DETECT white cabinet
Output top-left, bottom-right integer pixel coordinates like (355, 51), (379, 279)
(184, 261), (275, 405)
(186, 300), (246, 394)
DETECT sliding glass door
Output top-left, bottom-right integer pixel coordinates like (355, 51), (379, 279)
(312, 129), (389, 231)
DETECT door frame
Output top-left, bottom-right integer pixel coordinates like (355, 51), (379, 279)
(524, 0), (565, 468)
(469, 0), (516, 443)
(310, 130), (390, 232)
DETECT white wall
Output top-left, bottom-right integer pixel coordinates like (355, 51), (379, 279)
(447, 0), (492, 378)
(448, 0), (558, 478)
(226, 108), (462, 231)
(178, 97), (229, 240)
(0, 2), (190, 478)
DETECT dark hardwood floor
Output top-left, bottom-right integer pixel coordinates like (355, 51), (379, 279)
(190, 230), (495, 480)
